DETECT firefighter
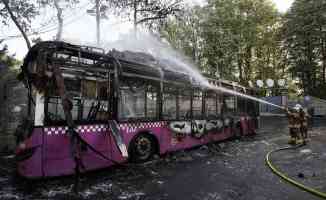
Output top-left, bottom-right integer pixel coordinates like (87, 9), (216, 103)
(286, 104), (302, 145)
(299, 106), (310, 144)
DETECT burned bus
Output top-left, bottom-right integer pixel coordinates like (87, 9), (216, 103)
(15, 41), (258, 178)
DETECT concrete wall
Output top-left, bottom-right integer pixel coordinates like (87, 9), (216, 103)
(0, 68), (28, 152)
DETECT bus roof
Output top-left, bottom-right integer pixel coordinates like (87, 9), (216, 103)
(21, 41), (250, 91)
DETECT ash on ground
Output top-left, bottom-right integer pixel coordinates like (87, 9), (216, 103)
(0, 116), (325, 200)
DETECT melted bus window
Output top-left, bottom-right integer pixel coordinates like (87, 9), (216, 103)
(221, 82), (237, 115)
(223, 95), (236, 114)
(146, 84), (158, 119)
(46, 78), (109, 124)
(236, 87), (247, 114)
(119, 79), (146, 120)
(46, 78), (81, 123)
(82, 79), (109, 121)
(162, 86), (177, 120)
(205, 91), (217, 118)
(119, 78), (159, 120)
(178, 89), (191, 119)
(193, 90), (203, 119)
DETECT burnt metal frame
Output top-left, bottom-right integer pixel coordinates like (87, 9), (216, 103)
(22, 41), (257, 127)
(21, 41), (118, 127)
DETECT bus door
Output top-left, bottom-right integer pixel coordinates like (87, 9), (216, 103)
(98, 70), (128, 162)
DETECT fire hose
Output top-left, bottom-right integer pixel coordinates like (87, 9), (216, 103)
(265, 144), (326, 199)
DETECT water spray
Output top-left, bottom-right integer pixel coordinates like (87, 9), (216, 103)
(204, 82), (285, 110)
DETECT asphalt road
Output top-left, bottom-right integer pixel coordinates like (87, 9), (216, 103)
(0, 116), (325, 200)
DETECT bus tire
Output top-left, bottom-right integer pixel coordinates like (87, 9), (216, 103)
(129, 133), (158, 163)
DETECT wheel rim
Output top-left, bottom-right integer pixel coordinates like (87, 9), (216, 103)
(135, 136), (152, 160)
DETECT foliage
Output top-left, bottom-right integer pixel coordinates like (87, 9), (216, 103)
(0, 41), (21, 72)
(161, 6), (204, 68)
(0, 0), (38, 29)
(283, 0), (326, 97)
(162, 0), (287, 88)
(1, 0), (39, 49)
(108, 0), (183, 30)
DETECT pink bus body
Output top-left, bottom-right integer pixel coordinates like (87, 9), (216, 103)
(17, 119), (256, 178)
(15, 41), (258, 178)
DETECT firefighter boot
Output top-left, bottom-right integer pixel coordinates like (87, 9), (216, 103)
(288, 137), (296, 145)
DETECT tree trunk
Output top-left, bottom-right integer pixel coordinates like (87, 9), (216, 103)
(2, 0), (31, 49)
(54, 0), (63, 41)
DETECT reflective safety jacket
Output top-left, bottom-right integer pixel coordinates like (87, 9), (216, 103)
(287, 110), (301, 129)
(299, 109), (309, 127)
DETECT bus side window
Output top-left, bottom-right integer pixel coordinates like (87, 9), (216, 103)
(98, 82), (108, 100)
(146, 84), (158, 119)
(205, 91), (217, 118)
(217, 94), (223, 115)
(47, 78), (81, 122)
(82, 80), (97, 120)
(162, 86), (177, 120)
(224, 95), (236, 114)
(237, 97), (245, 114)
(47, 97), (65, 121)
(96, 81), (110, 120)
(178, 89), (191, 120)
(236, 87), (246, 114)
(193, 90), (203, 119)
(118, 79), (146, 120)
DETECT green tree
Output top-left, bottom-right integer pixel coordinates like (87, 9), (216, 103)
(1, 0), (38, 49)
(0, 41), (21, 71)
(202, 0), (282, 84)
(283, 0), (326, 97)
(161, 6), (204, 69)
(109, 0), (183, 33)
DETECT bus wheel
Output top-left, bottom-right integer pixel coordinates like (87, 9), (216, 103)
(129, 134), (156, 162)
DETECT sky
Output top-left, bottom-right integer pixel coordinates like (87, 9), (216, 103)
(1, 0), (294, 60)
(273, 0), (294, 13)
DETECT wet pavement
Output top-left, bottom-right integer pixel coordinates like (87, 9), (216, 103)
(0, 116), (325, 200)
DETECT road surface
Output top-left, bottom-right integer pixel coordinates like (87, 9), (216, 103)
(0, 116), (325, 200)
